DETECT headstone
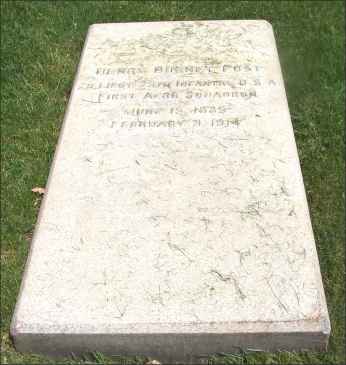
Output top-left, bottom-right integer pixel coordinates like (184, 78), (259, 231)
(11, 20), (330, 363)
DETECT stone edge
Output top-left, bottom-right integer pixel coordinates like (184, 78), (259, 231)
(11, 319), (330, 360)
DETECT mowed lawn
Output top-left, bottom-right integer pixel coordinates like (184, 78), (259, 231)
(1, 1), (345, 364)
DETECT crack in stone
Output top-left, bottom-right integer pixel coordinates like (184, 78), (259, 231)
(210, 270), (246, 300)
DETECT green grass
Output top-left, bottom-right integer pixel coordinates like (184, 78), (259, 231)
(1, 1), (345, 364)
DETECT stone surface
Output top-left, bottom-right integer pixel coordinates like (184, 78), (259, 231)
(11, 20), (330, 363)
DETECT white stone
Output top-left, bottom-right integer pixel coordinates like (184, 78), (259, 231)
(11, 20), (330, 363)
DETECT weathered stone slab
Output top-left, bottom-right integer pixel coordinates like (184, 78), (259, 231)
(11, 20), (330, 363)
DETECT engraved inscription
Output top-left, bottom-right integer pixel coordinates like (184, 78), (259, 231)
(78, 61), (278, 131)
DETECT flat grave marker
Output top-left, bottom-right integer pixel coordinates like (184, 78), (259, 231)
(11, 20), (330, 364)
